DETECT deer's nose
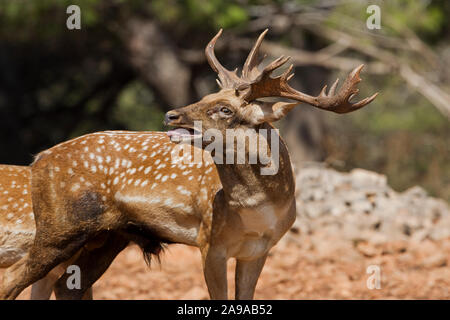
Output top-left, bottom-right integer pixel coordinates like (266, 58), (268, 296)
(164, 111), (181, 125)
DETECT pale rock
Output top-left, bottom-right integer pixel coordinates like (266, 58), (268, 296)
(291, 164), (449, 245)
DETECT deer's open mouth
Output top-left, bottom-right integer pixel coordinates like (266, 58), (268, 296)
(167, 127), (202, 143)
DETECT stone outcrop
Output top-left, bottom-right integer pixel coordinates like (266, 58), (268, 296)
(291, 165), (450, 244)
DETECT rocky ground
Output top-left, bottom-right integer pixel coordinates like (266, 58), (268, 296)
(8, 165), (450, 299)
(11, 239), (450, 300)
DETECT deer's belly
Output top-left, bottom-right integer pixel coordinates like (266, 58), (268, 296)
(114, 191), (200, 246)
(151, 216), (199, 246)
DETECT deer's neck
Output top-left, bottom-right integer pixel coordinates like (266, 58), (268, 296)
(214, 123), (295, 211)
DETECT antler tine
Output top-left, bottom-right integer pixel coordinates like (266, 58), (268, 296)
(309, 64), (378, 113)
(328, 78), (340, 96)
(205, 29), (241, 89)
(262, 55), (291, 75)
(242, 29), (268, 79)
(244, 55), (291, 87)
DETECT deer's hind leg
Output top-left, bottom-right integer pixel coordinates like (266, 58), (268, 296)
(53, 233), (129, 300)
(30, 271), (61, 300)
(30, 249), (96, 300)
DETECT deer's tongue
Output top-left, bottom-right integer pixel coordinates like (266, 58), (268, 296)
(167, 128), (201, 138)
(167, 128), (193, 137)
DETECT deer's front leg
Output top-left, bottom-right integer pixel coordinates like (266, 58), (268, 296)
(200, 189), (229, 299)
(235, 253), (268, 300)
(202, 245), (228, 300)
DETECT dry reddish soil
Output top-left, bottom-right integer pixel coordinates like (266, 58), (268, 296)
(7, 237), (450, 300)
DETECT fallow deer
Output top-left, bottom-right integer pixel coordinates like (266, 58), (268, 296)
(0, 165), (94, 299)
(0, 29), (376, 300)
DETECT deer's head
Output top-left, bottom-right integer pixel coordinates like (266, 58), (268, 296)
(165, 29), (377, 145)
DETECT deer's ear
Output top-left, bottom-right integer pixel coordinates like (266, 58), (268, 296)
(243, 101), (298, 124)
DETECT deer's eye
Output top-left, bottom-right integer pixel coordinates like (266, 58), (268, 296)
(219, 106), (233, 116)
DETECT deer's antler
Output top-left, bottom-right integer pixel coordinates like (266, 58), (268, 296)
(205, 29), (378, 114)
(205, 29), (241, 89)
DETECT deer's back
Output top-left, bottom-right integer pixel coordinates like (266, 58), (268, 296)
(30, 131), (222, 245)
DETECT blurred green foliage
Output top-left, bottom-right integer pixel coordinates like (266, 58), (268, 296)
(328, 0), (446, 36)
(151, 0), (248, 29)
(114, 82), (165, 131)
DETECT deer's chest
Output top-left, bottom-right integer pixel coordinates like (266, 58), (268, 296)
(238, 204), (279, 235)
(228, 203), (288, 260)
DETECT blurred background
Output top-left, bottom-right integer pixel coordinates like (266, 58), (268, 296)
(1, 0), (450, 299)
(0, 0), (448, 200)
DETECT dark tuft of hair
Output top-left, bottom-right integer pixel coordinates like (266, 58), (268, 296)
(121, 222), (169, 268)
(140, 240), (167, 267)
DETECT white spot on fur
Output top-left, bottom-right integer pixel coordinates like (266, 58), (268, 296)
(176, 186), (191, 196)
